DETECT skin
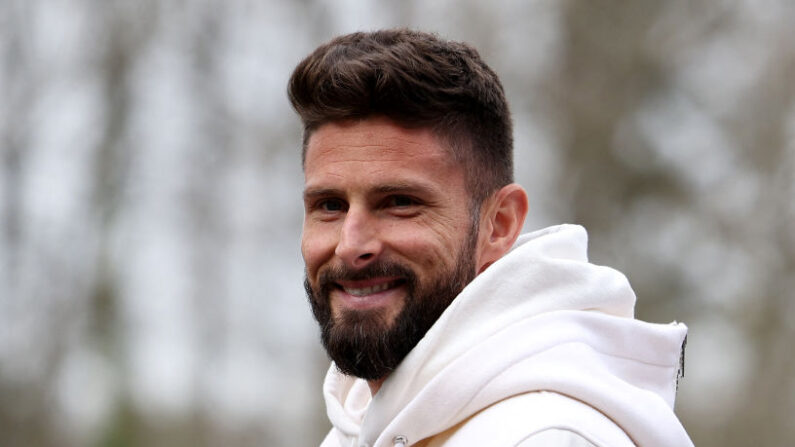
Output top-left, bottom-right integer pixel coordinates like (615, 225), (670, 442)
(302, 117), (528, 395)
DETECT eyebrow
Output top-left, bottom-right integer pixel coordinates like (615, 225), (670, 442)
(303, 187), (344, 202)
(372, 182), (438, 195)
(303, 182), (440, 202)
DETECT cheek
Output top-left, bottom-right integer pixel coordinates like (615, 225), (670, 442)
(301, 227), (337, 276)
(387, 225), (461, 271)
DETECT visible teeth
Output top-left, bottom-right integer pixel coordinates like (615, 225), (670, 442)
(344, 281), (395, 297)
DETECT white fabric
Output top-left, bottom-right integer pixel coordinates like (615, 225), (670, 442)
(517, 429), (598, 447)
(424, 392), (614, 447)
(319, 224), (693, 447)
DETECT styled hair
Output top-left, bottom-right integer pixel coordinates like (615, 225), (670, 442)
(287, 28), (513, 205)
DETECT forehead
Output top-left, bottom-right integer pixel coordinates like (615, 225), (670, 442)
(304, 119), (460, 180)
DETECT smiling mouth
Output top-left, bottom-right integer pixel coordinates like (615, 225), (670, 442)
(337, 279), (406, 297)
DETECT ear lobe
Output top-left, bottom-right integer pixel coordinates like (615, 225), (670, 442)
(477, 184), (528, 273)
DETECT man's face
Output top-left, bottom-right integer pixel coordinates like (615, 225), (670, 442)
(302, 117), (480, 380)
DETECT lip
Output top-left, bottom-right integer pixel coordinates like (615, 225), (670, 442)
(332, 277), (406, 310)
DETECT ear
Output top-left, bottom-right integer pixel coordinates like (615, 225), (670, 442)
(476, 184), (529, 274)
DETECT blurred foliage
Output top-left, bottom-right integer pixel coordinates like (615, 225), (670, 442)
(1, 0), (793, 446)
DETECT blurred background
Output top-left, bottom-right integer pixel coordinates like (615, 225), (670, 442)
(1, 0), (793, 446)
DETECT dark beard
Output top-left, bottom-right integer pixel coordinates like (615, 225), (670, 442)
(304, 232), (477, 381)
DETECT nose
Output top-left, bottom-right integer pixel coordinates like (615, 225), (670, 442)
(335, 206), (382, 269)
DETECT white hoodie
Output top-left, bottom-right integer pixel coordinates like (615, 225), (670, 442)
(319, 224), (693, 447)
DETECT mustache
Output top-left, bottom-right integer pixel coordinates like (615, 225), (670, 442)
(318, 261), (418, 288)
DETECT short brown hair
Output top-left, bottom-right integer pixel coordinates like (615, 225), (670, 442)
(287, 28), (513, 205)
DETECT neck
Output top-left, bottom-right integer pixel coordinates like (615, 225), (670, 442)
(367, 376), (387, 396)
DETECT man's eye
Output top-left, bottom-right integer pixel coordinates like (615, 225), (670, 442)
(389, 196), (416, 207)
(319, 199), (346, 212)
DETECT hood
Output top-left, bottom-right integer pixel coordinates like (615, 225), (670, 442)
(323, 224), (691, 447)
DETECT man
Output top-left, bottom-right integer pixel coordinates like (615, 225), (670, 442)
(289, 29), (693, 447)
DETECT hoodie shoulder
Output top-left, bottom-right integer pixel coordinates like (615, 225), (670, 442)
(516, 429), (599, 447)
(421, 391), (635, 447)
